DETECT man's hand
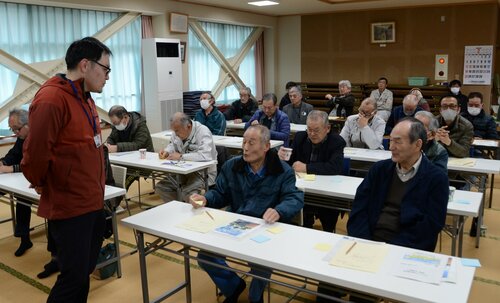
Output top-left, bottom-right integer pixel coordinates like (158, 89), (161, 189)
(292, 161), (306, 173)
(189, 193), (207, 209)
(158, 150), (169, 159)
(357, 113), (370, 128)
(277, 146), (287, 160)
(263, 208), (280, 224)
(251, 120), (259, 126)
(0, 165), (13, 173)
(167, 152), (182, 160)
(106, 143), (118, 153)
(435, 126), (451, 146)
(325, 94), (334, 100)
(234, 118), (243, 124)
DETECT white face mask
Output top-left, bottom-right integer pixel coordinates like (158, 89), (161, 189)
(200, 99), (211, 110)
(450, 87), (460, 94)
(441, 108), (457, 121)
(114, 122), (127, 131)
(467, 107), (481, 116)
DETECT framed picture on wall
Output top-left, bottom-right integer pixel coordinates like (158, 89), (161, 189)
(170, 12), (188, 33)
(371, 22), (395, 43)
(180, 41), (186, 63)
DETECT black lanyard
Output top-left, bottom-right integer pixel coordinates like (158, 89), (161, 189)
(68, 79), (98, 135)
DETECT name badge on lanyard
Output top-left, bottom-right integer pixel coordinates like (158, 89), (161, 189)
(94, 134), (102, 148)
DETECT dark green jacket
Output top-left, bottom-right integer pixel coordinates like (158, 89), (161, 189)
(106, 111), (154, 152)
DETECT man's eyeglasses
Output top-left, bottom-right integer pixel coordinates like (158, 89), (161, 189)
(441, 104), (458, 110)
(91, 60), (111, 75)
(10, 124), (26, 133)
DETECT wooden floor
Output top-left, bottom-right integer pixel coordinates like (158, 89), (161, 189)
(0, 176), (499, 303)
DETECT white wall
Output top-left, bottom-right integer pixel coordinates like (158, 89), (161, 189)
(276, 15), (301, 98)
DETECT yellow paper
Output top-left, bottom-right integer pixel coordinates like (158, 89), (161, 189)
(314, 243), (332, 252)
(296, 172), (316, 181)
(176, 211), (232, 233)
(266, 226), (284, 234)
(448, 158), (476, 167)
(329, 241), (389, 273)
(192, 200), (204, 206)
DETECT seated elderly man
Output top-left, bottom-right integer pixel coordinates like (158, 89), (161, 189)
(156, 112), (217, 202)
(282, 85), (313, 124)
(195, 92), (226, 135)
(369, 77), (393, 122)
(415, 111), (448, 174)
(0, 109), (33, 256)
(246, 93), (291, 146)
(106, 105), (154, 153)
(190, 125), (304, 303)
(106, 105), (154, 190)
(340, 98), (386, 150)
(461, 92), (499, 140)
(224, 87), (258, 124)
(385, 94), (423, 135)
(317, 118), (449, 303)
(279, 110), (345, 232)
(435, 96), (474, 158)
(325, 80), (356, 117)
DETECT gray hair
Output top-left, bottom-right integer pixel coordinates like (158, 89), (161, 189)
(306, 110), (329, 126)
(360, 98), (377, 111)
(339, 80), (352, 89)
(262, 93), (278, 105)
(289, 85), (302, 96)
(240, 87), (251, 95)
(108, 105), (128, 119)
(398, 117), (427, 149)
(9, 108), (28, 125)
(402, 94), (418, 105)
(170, 112), (192, 128)
(246, 125), (270, 145)
(415, 111), (439, 131)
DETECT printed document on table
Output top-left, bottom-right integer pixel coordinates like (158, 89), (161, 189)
(392, 251), (447, 285)
(176, 211), (232, 233)
(448, 158), (476, 167)
(329, 240), (389, 273)
(214, 219), (262, 238)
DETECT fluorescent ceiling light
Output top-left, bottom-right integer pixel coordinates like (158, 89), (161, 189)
(248, 1), (279, 7)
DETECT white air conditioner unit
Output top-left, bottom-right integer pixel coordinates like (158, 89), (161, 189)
(142, 38), (183, 133)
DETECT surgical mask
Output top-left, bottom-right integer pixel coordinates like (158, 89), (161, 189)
(200, 99), (211, 110)
(114, 122), (127, 131)
(450, 87), (460, 94)
(441, 109), (457, 121)
(467, 107), (481, 116)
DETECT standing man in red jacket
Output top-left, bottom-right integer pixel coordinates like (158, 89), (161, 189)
(22, 37), (111, 303)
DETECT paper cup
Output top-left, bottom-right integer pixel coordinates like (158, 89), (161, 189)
(282, 147), (292, 161)
(139, 148), (147, 160)
(448, 186), (456, 202)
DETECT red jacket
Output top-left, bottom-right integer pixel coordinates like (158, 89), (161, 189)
(22, 75), (105, 220)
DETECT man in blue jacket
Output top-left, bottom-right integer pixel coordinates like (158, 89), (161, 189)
(385, 94), (423, 135)
(190, 125), (304, 303)
(246, 93), (291, 146)
(318, 117), (449, 302)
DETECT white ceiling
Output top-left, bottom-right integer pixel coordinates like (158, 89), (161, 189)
(175, 0), (498, 16)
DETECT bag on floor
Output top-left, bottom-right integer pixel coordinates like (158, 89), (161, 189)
(93, 243), (117, 280)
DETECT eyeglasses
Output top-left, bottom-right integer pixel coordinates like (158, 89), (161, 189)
(307, 127), (324, 135)
(91, 60), (111, 75)
(10, 124), (26, 133)
(441, 104), (458, 110)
